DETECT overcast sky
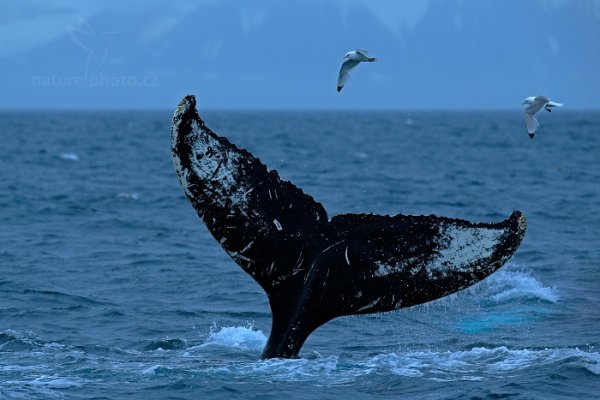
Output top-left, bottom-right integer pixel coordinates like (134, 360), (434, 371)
(1, 0), (599, 110)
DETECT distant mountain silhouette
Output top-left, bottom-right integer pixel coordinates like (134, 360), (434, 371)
(2, 0), (599, 109)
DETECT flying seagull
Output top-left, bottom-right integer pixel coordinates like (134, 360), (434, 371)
(522, 95), (563, 139)
(337, 49), (377, 92)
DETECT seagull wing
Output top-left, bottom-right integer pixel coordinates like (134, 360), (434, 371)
(356, 49), (377, 61)
(525, 96), (548, 115)
(525, 111), (539, 135)
(337, 59), (360, 91)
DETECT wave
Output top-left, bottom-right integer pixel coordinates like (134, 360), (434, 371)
(405, 263), (557, 313)
(199, 323), (267, 352)
(2, 327), (598, 397)
(482, 267), (558, 304)
(0, 330), (86, 358)
(1, 375), (84, 399)
(192, 327), (600, 383)
(443, 264), (559, 333)
(141, 338), (188, 352)
(20, 289), (112, 306)
(365, 346), (600, 381)
(0, 330), (45, 352)
(192, 326), (600, 380)
(57, 152), (79, 161)
(116, 192), (140, 200)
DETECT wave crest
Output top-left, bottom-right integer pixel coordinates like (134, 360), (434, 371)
(201, 323), (266, 352)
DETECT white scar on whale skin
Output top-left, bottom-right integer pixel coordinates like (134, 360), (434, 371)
(227, 250), (252, 264)
(373, 256), (421, 278)
(190, 136), (250, 215)
(371, 224), (503, 280)
(172, 119), (253, 219)
(425, 225), (502, 279)
(374, 261), (398, 278)
(357, 297), (382, 312)
(240, 240), (255, 254)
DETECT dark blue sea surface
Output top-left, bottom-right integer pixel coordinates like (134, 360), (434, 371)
(1, 109), (599, 399)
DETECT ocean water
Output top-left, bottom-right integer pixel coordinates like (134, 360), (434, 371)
(1, 109), (599, 399)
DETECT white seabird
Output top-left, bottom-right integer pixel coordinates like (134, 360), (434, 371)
(337, 49), (377, 92)
(522, 95), (563, 139)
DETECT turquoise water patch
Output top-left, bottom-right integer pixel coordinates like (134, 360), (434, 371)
(458, 310), (532, 334)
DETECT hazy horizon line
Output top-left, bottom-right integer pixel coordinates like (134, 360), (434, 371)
(1, 106), (598, 113)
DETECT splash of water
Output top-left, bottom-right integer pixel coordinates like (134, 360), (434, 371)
(485, 267), (558, 303)
(202, 323), (267, 351)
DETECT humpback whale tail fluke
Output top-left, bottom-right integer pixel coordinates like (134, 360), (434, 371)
(171, 95), (527, 359)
